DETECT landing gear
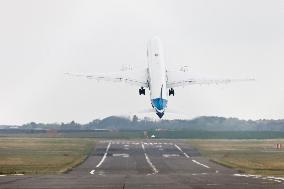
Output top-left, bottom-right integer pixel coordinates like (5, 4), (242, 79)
(139, 87), (145, 95)
(169, 88), (175, 96)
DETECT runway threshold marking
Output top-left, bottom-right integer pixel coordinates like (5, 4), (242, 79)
(174, 144), (191, 158)
(141, 143), (158, 175)
(90, 142), (112, 175)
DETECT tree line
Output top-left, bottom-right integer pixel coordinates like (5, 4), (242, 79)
(17, 116), (284, 132)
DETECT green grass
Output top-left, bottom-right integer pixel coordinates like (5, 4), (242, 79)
(0, 138), (95, 175)
(189, 139), (284, 176)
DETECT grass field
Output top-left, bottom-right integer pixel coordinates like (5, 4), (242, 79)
(2, 135), (284, 176)
(189, 139), (284, 176)
(0, 138), (95, 175)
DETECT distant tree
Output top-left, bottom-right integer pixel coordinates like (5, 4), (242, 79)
(18, 116), (284, 132)
(132, 115), (138, 123)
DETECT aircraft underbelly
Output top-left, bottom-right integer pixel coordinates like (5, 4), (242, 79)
(147, 37), (168, 117)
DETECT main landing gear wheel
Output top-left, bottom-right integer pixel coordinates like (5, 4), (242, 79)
(169, 88), (175, 96)
(139, 87), (145, 95)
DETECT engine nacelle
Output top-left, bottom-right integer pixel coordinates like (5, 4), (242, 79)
(169, 88), (175, 96)
(139, 87), (146, 95)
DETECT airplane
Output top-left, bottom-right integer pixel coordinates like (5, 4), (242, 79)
(66, 37), (253, 118)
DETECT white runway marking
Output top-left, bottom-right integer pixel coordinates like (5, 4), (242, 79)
(112, 153), (129, 158)
(157, 145), (163, 151)
(174, 144), (190, 158)
(206, 184), (220, 186)
(142, 143), (145, 150)
(234, 174), (284, 183)
(96, 142), (111, 168)
(144, 153), (158, 174)
(90, 142), (111, 175)
(266, 176), (284, 181)
(192, 160), (210, 169)
(234, 174), (260, 178)
(124, 144), (129, 150)
(141, 143), (158, 175)
(0, 174), (25, 176)
(163, 154), (180, 158)
(192, 173), (208, 176)
(97, 171), (105, 176)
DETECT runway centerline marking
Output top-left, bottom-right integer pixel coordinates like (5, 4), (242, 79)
(192, 173), (208, 176)
(141, 143), (158, 175)
(192, 160), (210, 169)
(112, 153), (129, 158)
(174, 144), (191, 158)
(163, 154), (180, 158)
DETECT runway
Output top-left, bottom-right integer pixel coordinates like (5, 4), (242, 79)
(0, 140), (283, 189)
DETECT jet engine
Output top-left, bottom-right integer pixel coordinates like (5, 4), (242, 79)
(139, 87), (145, 95)
(169, 88), (175, 96)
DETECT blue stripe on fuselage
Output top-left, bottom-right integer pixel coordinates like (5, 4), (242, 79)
(151, 98), (168, 110)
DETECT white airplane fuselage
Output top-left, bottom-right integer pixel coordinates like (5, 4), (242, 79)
(147, 37), (168, 118)
(67, 37), (252, 119)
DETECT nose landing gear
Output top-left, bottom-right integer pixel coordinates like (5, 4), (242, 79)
(139, 87), (145, 95)
(169, 88), (175, 96)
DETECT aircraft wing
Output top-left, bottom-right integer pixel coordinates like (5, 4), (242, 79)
(66, 69), (149, 88)
(166, 70), (254, 88)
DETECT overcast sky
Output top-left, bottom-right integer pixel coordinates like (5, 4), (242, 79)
(0, 0), (283, 124)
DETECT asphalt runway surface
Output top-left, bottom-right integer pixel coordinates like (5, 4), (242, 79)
(1, 139), (284, 189)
